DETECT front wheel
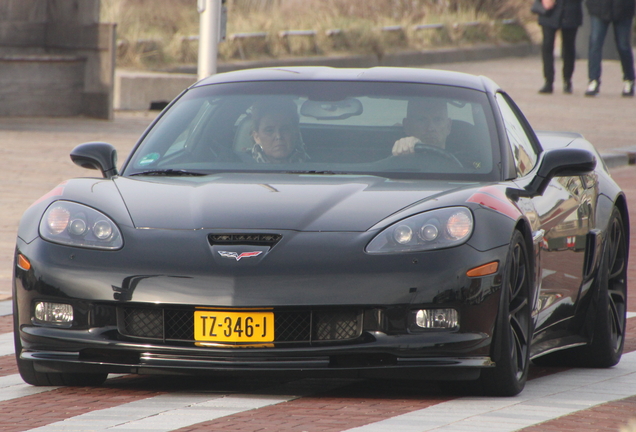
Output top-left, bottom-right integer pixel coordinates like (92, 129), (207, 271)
(480, 230), (532, 396)
(13, 300), (108, 386)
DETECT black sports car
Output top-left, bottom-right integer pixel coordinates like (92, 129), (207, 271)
(13, 67), (629, 396)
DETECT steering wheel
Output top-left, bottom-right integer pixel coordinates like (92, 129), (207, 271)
(373, 142), (464, 172)
(411, 142), (464, 168)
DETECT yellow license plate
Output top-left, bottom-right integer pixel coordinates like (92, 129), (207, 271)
(194, 311), (274, 342)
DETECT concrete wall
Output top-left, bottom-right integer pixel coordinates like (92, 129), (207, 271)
(0, 0), (115, 119)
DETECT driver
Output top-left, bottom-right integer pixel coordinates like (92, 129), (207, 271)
(391, 98), (452, 156)
(250, 99), (309, 163)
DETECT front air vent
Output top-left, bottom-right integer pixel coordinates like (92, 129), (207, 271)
(208, 233), (282, 246)
(117, 307), (363, 345)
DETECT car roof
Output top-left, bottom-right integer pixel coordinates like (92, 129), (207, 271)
(194, 66), (501, 94)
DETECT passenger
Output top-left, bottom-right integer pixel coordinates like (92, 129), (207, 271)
(391, 98), (452, 156)
(250, 99), (309, 163)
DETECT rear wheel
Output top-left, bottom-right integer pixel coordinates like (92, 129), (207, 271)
(579, 206), (627, 367)
(533, 206), (627, 367)
(480, 230), (532, 396)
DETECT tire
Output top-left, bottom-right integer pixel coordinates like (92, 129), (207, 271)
(480, 230), (532, 396)
(533, 206), (628, 368)
(13, 300), (108, 387)
(579, 206), (628, 367)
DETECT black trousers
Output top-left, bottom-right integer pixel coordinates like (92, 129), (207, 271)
(541, 26), (578, 83)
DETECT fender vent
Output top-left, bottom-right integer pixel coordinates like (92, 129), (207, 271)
(208, 233), (282, 246)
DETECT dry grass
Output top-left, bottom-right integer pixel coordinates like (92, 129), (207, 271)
(101, 0), (533, 69)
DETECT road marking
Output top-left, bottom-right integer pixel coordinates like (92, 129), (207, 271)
(21, 392), (294, 432)
(0, 300), (11, 317)
(16, 377), (356, 432)
(0, 374), (58, 402)
(344, 350), (636, 432)
(0, 332), (13, 356)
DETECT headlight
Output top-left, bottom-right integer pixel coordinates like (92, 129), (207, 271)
(366, 207), (473, 254)
(39, 201), (123, 250)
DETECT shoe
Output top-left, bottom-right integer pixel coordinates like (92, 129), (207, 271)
(538, 82), (553, 94)
(622, 80), (634, 97)
(585, 80), (600, 96)
(563, 81), (572, 94)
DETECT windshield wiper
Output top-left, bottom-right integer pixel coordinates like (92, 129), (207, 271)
(129, 169), (208, 177)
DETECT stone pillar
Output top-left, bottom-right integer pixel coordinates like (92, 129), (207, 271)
(46, 0), (116, 119)
(0, 0), (47, 50)
(0, 0), (115, 119)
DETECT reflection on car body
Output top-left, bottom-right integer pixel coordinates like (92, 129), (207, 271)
(13, 67), (629, 396)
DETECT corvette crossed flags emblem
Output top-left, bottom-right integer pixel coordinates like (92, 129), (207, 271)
(217, 251), (263, 261)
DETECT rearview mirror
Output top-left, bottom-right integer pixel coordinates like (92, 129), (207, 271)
(300, 98), (363, 120)
(510, 148), (596, 198)
(70, 142), (118, 179)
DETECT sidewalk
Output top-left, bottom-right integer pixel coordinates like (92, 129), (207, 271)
(0, 53), (635, 300)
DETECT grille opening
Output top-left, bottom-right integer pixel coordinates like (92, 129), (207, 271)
(90, 304), (117, 327)
(120, 308), (163, 339)
(165, 309), (194, 340)
(117, 307), (363, 345)
(314, 310), (361, 341)
(208, 233), (282, 246)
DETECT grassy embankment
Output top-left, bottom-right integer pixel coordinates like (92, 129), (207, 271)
(102, 0), (535, 70)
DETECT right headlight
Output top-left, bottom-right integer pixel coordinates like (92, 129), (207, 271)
(39, 201), (123, 250)
(366, 206), (473, 254)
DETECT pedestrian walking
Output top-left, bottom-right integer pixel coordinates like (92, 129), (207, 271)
(584, 0), (635, 96)
(536, 0), (584, 94)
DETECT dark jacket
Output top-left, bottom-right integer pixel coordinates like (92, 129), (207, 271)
(586, 0), (636, 21)
(539, 0), (584, 29)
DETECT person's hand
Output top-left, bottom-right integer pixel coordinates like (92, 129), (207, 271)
(392, 136), (421, 156)
(542, 0), (556, 10)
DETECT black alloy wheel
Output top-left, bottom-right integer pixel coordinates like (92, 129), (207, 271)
(480, 230), (532, 396)
(581, 206), (628, 367)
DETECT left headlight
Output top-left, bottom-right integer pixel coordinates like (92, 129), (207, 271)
(366, 206), (473, 254)
(39, 201), (123, 250)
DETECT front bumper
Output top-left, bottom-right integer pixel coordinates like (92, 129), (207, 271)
(14, 233), (509, 380)
(18, 318), (495, 381)
(20, 337), (493, 384)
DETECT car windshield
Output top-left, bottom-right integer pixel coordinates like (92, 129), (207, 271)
(123, 80), (500, 180)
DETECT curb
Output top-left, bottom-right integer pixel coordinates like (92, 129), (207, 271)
(602, 147), (636, 169)
(116, 43), (538, 110)
(211, 43), (539, 73)
(602, 153), (631, 169)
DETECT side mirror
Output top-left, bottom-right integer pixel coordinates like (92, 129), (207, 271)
(70, 142), (118, 179)
(509, 148), (596, 199)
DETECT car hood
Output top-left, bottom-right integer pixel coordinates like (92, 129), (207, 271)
(115, 173), (468, 232)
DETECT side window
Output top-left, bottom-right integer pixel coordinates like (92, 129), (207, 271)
(495, 93), (538, 177)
